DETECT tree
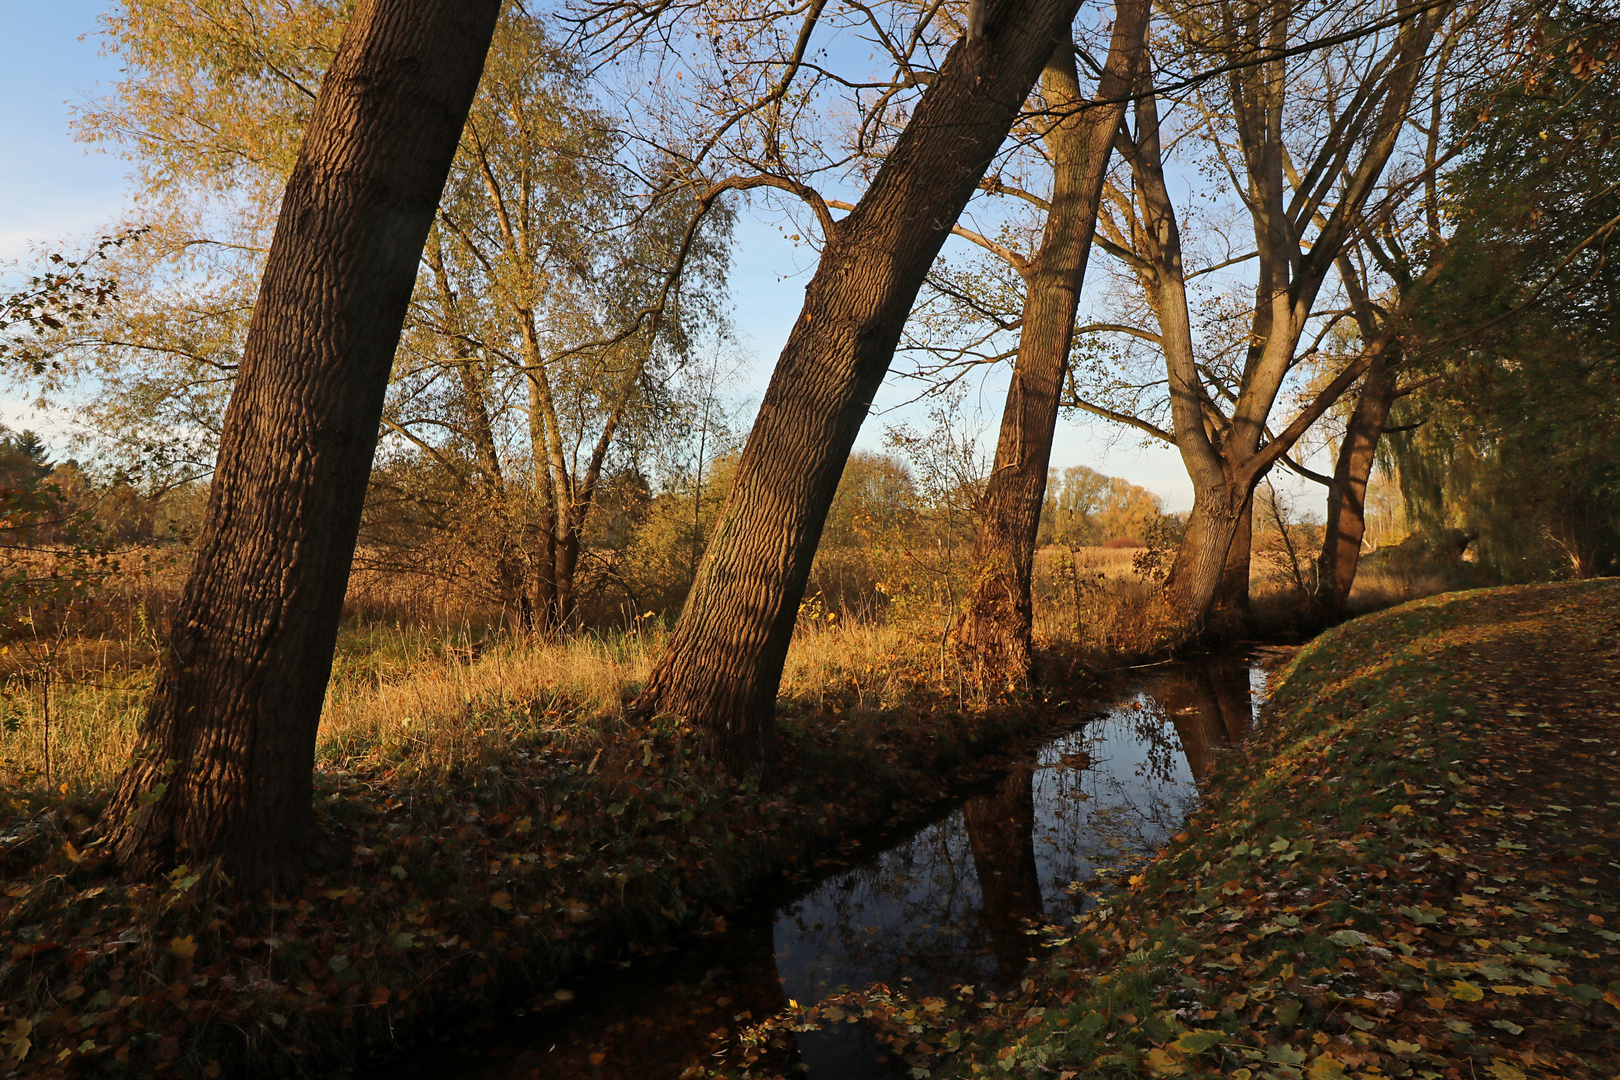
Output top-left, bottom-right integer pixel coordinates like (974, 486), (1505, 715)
(364, 15), (733, 632)
(1076, 0), (1454, 636)
(636, 0), (1086, 776)
(1387, 1), (1620, 581)
(98, 0), (503, 890)
(1038, 465), (1164, 547)
(957, 0), (1151, 687)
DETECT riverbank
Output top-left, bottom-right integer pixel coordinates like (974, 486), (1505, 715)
(0, 627), (1110, 1079)
(725, 580), (1620, 1079)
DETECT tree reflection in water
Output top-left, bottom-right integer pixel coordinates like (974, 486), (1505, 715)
(379, 655), (1266, 1080)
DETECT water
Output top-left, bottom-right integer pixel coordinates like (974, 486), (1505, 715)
(382, 652), (1271, 1080)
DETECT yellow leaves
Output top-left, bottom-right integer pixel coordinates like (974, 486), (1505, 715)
(2, 1018), (32, 1063)
(1307, 1054), (1350, 1080)
(1449, 979), (1484, 1002)
(168, 935), (198, 961)
(560, 898), (589, 923)
(490, 891), (512, 912)
(1486, 1061), (1527, 1080)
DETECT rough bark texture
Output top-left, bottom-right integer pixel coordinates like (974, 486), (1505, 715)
(1313, 344), (1402, 624)
(637, 0), (1083, 776)
(959, 0), (1150, 688)
(964, 765), (1043, 985)
(100, 0), (502, 891)
(1210, 494), (1254, 635)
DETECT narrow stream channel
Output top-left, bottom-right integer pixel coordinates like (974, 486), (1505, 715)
(381, 651), (1274, 1080)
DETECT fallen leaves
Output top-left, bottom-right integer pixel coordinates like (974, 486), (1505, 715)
(746, 581), (1620, 1080)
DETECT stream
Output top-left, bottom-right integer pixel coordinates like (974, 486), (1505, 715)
(381, 651), (1275, 1080)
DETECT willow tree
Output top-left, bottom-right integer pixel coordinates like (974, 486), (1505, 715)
(99, 0), (503, 889)
(636, 0), (1086, 774)
(1380, 6), (1620, 583)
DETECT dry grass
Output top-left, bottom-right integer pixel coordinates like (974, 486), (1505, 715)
(0, 604), (991, 795)
(1030, 544), (1184, 660)
(0, 538), (1473, 796)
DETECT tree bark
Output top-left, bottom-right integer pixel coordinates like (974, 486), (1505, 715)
(636, 0), (1083, 776)
(99, 0), (501, 891)
(1210, 492), (1254, 635)
(959, 0), (1150, 688)
(1313, 343), (1401, 624)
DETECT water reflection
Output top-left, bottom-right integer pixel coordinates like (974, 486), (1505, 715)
(381, 654), (1265, 1080)
(966, 765), (1044, 984)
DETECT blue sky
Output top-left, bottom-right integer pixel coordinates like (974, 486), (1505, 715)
(0, 3), (1197, 509)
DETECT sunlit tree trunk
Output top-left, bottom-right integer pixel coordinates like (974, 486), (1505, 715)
(638, 0), (1084, 775)
(1126, 0), (1447, 637)
(99, 0), (501, 891)
(1211, 495), (1254, 634)
(960, 0), (1150, 687)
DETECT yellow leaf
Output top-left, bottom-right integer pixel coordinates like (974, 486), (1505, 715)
(1449, 979), (1484, 1002)
(1144, 1048), (1185, 1076)
(491, 891), (512, 911)
(1174, 1030), (1222, 1055)
(1308, 1055), (1350, 1080)
(1486, 1061), (1526, 1080)
(169, 935), (198, 961)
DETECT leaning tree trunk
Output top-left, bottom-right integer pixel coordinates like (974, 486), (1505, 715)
(959, 0), (1150, 688)
(637, 0), (1083, 776)
(99, 0), (502, 891)
(1313, 343), (1402, 624)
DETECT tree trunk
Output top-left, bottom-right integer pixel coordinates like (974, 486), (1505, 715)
(1313, 344), (1402, 624)
(553, 526), (580, 629)
(1162, 479), (1251, 636)
(98, 0), (501, 891)
(959, 0), (1150, 688)
(637, 0), (1083, 776)
(1210, 492), (1254, 637)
